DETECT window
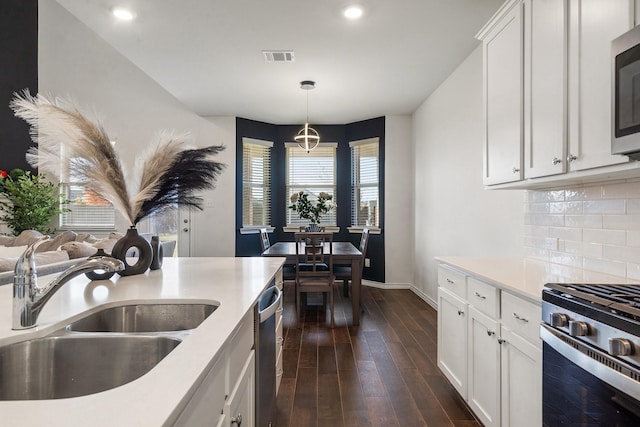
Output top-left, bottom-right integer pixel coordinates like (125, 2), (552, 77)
(59, 156), (115, 229)
(350, 137), (379, 227)
(285, 143), (337, 226)
(242, 138), (272, 227)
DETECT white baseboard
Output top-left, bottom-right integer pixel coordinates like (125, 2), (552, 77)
(361, 280), (438, 310)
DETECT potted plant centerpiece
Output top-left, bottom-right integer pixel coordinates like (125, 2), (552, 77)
(288, 191), (335, 231)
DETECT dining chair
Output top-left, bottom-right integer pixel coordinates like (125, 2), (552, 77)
(294, 231), (335, 328)
(259, 228), (271, 252)
(335, 228), (370, 297)
(259, 228), (296, 282)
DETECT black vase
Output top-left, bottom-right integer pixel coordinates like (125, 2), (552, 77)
(150, 235), (163, 270)
(84, 248), (116, 281)
(111, 227), (153, 276)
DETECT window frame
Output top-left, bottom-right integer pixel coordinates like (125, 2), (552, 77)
(241, 137), (273, 232)
(349, 137), (380, 229)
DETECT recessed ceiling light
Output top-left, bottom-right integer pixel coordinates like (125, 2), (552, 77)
(112, 7), (135, 21)
(343, 4), (364, 20)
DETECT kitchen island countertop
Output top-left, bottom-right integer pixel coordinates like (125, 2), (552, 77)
(0, 256), (285, 426)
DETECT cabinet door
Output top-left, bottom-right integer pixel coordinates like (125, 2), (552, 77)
(468, 307), (500, 427)
(225, 350), (255, 427)
(483, 1), (524, 185)
(567, 0), (634, 170)
(500, 326), (542, 427)
(437, 288), (468, 399)
(524, 0), (568, 178)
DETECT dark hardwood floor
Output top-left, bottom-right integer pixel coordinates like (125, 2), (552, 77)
(276, 283), (481, 427)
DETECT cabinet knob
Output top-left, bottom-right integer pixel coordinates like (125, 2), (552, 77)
(609, 338), (634, 356)
(567, 154), (577, 162)
(231, 414), (243, 425)
(457, 310), (464, 316)
(498, 338), (506, 344)
(487, 329), (495, 336)
(552, 157), (562, 165)
(182, 228), (189, 233)
(446, 278), (454, 284)
(512, 167), (520, 174)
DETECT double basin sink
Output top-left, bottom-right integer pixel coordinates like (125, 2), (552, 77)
(0, 303), (218, 401)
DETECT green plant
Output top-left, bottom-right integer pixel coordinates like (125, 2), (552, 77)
(288, 191), (335, 224)
(0, 168), (70, 236)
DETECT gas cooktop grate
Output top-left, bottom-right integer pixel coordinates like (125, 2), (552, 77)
(545, 283), (640, 320)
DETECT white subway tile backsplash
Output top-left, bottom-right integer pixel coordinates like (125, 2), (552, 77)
(525, 181), (640, 280)
(603, 214), (640, 230)
(583, 257), (626, 277)
(582, 228), (626, 245)
(583, 200), (626, 214)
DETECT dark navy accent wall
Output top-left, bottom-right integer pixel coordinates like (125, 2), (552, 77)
(0, 0), (38, 173)
(236, 116), (386, 283)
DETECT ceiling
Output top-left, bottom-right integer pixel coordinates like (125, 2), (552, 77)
(54, 0), (503, 125)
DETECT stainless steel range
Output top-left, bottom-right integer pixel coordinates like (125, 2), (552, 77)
(541, 283), (640, 425)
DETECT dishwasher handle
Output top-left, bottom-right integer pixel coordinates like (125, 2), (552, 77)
(258, 286), (282, 323)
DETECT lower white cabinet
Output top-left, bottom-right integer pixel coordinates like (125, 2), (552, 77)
(225, 350), (255, 427)
(468, 306), (500, 427)
(500, 326), (542, 427)
(437, 287), (468, 399)
(436, 264), (542, 427)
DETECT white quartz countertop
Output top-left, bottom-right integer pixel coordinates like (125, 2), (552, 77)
(435, 256), (640, 303)
(0, 256), (285, 426)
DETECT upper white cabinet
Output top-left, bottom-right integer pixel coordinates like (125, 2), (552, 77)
(480, 0), (524, 185)
(567, 0), (634, 171)
(524, 0), (567, 178)
(478, 0), (637, 187)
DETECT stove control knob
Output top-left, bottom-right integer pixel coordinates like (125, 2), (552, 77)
(568, 321), (589, 337)
(550, 313), (569, 327)
(609, 338), (634, 356)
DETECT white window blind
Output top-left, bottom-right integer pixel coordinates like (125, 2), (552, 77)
(285, 143), (337, 226)
(242, 138), (272, 227)
(350, 138), (379, 227)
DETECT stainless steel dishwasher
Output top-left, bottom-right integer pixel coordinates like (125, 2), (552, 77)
(255, 284), (281, 427)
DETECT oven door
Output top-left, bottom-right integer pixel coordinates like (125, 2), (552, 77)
(541, 324), (640, 425)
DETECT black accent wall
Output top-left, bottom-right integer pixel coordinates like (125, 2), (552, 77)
(0, 1), (38, 173)
(236, 116), (385, 283)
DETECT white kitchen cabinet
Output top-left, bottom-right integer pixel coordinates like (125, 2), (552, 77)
(500, 326), (542, 427)
(523, 0), (568, 178)
(567, 0), (634, 171)
(479, 0), (524, 185)
(224, 350), (255, 427)
(468, 307), (500, 427)
(437, 287), (468, 399)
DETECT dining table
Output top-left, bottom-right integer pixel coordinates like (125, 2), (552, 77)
(261, 241), (363, 326)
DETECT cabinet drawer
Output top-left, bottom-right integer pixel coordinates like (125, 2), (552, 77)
(501, 291), (541, 347)
(438, 265), (467, 299)
(468, 277), (500, 318)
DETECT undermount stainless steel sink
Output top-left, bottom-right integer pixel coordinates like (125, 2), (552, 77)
(66, 303), (218, 333)
(0, 335), (181, 400)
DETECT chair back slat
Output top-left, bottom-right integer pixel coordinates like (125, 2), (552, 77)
(259, 228), (270, 252)
(294, 232), (333, 280)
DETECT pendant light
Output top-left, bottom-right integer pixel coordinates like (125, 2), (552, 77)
(294, 80), (320, 153)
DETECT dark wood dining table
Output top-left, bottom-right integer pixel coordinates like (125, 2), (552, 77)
(261, 241), (363, 326)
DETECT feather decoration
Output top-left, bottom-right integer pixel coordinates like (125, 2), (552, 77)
(10, 90), (226, 227)
(11, 91), (134, 224)
(134, 145), (226, 224)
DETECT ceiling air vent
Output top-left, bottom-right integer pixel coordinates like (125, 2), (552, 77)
(262, 50), (295, 62)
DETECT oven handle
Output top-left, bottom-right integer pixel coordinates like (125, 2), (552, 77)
(540, 324), (640, 402)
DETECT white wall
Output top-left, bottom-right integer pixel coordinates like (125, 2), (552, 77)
(38, 1), (235, 256)
(412, 46), (524, 305)
(384, 115), (414, 285)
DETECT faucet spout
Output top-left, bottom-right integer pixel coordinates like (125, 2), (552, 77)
(12, 241), (124, 330)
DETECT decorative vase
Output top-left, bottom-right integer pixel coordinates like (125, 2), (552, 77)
(150, 235), (163, 270)
(111, 226), (153, 276)
(306, 223), (321, 232)
(84, 248), (116, 281)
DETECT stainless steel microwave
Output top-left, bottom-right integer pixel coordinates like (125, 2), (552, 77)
(612, 25), (640, 160)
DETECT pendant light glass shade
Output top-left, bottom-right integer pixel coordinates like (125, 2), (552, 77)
(295, 80), (320, 152)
